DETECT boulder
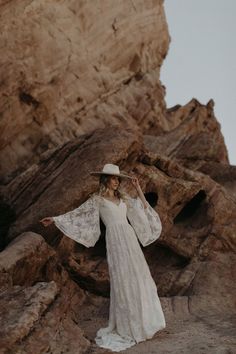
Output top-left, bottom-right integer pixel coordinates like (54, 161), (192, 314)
(0, 282), (58, 352)
(0, 232), (56, 291)
(0, 281), (90, 354)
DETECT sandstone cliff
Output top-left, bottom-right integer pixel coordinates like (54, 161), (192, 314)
(0, 1), (235, 354)
(0, 0), (169, 183)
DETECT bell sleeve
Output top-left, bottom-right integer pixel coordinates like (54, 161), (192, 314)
(126, 195), (162, 247)
(52, 195), (101, 247)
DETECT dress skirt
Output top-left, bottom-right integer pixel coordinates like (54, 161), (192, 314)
(95, 222), (166, 352)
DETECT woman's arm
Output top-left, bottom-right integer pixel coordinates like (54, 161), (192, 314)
(127, 177), (162, 246)
(40, 217), (54, 227)
(39, 196), (101, 248)
(131, 177), (149, 209)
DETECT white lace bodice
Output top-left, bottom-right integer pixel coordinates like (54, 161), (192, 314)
(52, 194), (162, 247)
(99, 197), (129, 227)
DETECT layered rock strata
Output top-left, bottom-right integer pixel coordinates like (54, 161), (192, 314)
(2, 127), (235, 305)
(0, 232), (89, 353)
(1, 124), (235, 353)
(0, 0), (169, 182)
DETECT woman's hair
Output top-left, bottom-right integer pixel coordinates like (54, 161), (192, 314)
(92, 174), (128, 201)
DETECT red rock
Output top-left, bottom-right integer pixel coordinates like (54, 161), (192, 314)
(144, 99), (229, 169)
(0, 0), (169, 182)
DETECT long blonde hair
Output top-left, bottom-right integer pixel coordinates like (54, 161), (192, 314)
(92, 174), (128, 202)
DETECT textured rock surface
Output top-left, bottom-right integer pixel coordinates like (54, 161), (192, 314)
(2, 128), (236, 302)
(0, 282), (59, 351)
(0, 282), (90, 354)
(197, 162), (236, 198)
(0, 232), (89, 354)
(144, 99), (229, 169)
(0, 0), (169, 181)
(1, 125), (236, 352)
(3, 127), (142, 241)
(0, 232), (55, 291)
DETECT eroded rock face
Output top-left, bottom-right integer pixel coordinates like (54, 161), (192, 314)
(0, 0), (169, 182)
(144, 99), (229, 169)
(2, 128), (236, 306)
(3, 127), (142, 242)
(0, 232), (89, 354)
(0, 232), (55, 291)
(1, 121), (236, 353)
(197, 161), (236, 197)
(0, 282), (59, 351)
(0, 281), (90, 354)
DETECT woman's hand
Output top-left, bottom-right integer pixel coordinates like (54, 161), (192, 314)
(39, 217), (54, 227)
(131, 176), (148, 208)
(131, 176), (141, 190)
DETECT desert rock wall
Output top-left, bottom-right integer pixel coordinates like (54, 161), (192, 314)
(0, 0), (169, 181)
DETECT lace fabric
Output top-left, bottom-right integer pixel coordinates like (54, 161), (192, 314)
(52, 196), (101, 247)
(126, 196), (162, 246)
(52, 194), (166, 352)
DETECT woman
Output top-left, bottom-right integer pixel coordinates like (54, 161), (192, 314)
(40, 163), (166, 352)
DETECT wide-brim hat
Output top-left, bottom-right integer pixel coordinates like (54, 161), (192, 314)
(90, 163), (132, 179)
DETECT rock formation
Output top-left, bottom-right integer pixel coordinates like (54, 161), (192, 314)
(0, 0), (169, 183)
(0, 232), (89, 353)
(0, 1), (235, 353)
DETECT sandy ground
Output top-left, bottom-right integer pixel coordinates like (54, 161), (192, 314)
(76, 293), (236, 354)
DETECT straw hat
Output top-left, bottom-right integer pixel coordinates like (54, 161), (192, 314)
(90, 163), (132, 179)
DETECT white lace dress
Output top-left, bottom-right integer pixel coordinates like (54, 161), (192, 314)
(52, 194), (166, 352)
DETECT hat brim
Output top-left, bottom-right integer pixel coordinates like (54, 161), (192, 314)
(90, 172), (132, 179)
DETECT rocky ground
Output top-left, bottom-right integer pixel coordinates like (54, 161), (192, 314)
(77, 293), (236, 354)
